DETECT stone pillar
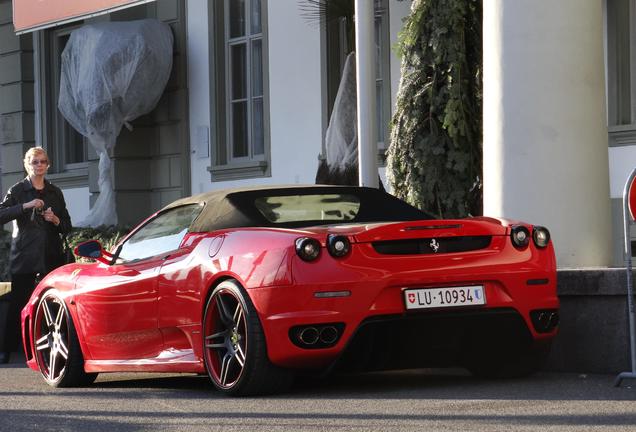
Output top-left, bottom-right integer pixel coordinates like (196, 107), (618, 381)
(483, 0), (612, 268)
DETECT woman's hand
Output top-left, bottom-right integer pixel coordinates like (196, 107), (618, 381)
(23, 199), (44, 211)
(43, 207), (60, 226)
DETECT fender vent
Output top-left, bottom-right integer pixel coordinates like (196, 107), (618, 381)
(372, 236), (492, 255)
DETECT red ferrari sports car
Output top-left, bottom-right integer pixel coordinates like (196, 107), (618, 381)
(21, 185), (558, 395)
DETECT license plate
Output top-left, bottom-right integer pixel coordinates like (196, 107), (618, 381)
(404, 285), (486, 310)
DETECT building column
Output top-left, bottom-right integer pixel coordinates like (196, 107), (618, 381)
(355, 0), (378, 188)
(483, 0), (612, 268)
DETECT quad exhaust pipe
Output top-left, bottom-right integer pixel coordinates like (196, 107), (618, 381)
(298, 326), (339, 345)
(291, 323), (345, 349)
(530, 309), (559, 333)
(319, 326), (339, 345)
(298, 327), (319, 345)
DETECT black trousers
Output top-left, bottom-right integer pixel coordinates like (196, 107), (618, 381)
(1, 273), (37, 353)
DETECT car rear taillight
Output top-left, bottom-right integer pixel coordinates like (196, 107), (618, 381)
(532, 226), (550, 248)
(327, 234), (350, 258)
(510, 225), (530, 248)
(295, 237), (321, 261)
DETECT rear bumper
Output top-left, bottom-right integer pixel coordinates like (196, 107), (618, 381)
(251, 267), (558, 369)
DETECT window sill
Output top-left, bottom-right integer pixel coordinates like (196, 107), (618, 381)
(46, 168), (89, 189)
(609, 125), (636, 147)
(318, 148), (388, 167)
(377, 147), (387, 167)
(208, 160), (269, 182)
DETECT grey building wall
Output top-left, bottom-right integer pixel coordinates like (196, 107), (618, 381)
(90, 0), (191, 227)
(0, 0), (34, 198)
(0, 0), (189, 228)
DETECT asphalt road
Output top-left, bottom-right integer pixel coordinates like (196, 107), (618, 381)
(1, 359), (635, 432)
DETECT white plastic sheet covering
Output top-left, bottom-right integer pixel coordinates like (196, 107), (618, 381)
(325, 52), (358, 169)
(58, 18), (173, 227)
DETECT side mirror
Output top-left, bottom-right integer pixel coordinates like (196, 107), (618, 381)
(75, 240), (102, 258)
(74, 240), (114, 265)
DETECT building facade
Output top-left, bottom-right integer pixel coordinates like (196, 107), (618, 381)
(1, 0), (411, 228)
(1, 0), (635, 372)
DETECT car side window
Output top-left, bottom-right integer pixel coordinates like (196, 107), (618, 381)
(117, 204), (203, 262)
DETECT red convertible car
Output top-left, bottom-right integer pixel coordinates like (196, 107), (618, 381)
(21, 185), (558, 395)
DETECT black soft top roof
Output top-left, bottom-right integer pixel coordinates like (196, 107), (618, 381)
(162, 185), (431, 232)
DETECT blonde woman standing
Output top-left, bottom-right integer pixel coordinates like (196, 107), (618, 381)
(0, 147), (72, 363)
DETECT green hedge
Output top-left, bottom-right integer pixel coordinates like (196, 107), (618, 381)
(66, 226), (131, 254)
(0, 225), (131, 279)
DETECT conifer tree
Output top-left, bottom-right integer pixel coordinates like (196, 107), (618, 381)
(387, 0), (482, 218)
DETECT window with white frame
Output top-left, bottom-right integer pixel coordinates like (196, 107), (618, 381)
(36, 25), (89, 182)
(210, 0), (270, 181)
(374, 1), (390, 152)
(606, 0), (632, 127)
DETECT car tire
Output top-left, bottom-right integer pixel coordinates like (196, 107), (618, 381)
(466, 342), (552, 379)
(33, 290), (98, 387)
(202, 279), (293, 396)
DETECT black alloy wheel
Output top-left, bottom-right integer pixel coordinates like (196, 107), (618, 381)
(202, 279), (292, 396)
(33, 290), (97, 387)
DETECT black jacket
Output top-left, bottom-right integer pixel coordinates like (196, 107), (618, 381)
(0, 177), (72, 275)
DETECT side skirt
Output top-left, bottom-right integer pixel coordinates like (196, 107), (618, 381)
(84, 348), (205, 373)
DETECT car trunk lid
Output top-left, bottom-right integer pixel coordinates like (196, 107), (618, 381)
(304, 218), (508, 242)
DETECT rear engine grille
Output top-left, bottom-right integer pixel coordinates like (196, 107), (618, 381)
(372, 236), (492, 255)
